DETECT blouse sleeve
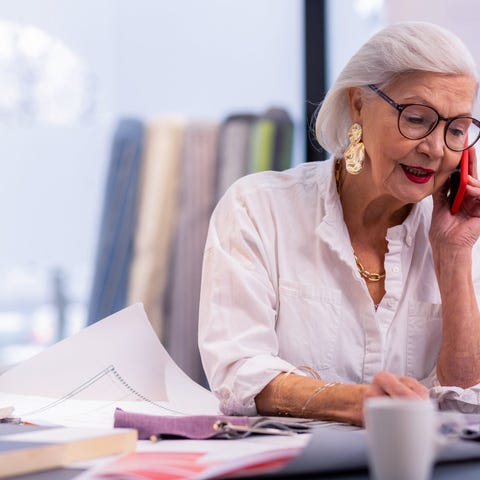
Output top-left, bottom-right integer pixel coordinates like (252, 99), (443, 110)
(198, 185), (296, 416)
(429, 383), (480, 413)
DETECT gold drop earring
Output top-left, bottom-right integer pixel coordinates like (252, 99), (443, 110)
(344, 123), (365, 175)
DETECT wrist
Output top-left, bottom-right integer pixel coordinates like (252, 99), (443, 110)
(303, 383), (368, 426)
(432, 246), (472, 278)
(256, 375), (368, 426)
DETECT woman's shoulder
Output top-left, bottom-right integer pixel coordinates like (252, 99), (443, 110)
(227, 159), (334, 198)
(209, 160), (335, 241)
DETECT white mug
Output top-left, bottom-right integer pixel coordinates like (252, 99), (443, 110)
(364, 397), (462, 480)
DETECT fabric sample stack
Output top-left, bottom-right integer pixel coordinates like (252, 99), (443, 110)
(88, 107), (295, 385)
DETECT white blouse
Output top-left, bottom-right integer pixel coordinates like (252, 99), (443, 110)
(198, 159), (480, 415)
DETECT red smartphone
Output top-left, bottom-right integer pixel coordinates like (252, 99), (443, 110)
(449, 147), (469, 214)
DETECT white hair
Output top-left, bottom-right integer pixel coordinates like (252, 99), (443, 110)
(315, 21), (479, 158)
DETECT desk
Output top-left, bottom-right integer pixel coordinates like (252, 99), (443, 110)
(5, 425), (480, 480)
(3, 469), (85, 480)
(6, 461), (480, 480)
(270, 426), (480, 480)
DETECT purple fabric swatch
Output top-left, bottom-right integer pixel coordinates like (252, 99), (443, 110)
(114, 408), (249, 440)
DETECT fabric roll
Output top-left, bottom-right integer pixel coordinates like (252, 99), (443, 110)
(264, 107), (294, 171)
(87, 118), (145, 325)
(127, 117), (185, 339)
(248, 116), (276, 173)
(215, 114), (257, 200)
(248, 107), (295, 173)
(164, 121), (219, 386)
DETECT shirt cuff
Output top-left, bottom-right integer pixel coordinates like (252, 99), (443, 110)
(430, 383), (480, 413)
(218, 357), (310, 416)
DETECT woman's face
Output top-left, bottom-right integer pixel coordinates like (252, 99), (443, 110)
(353, 72), (477, 204)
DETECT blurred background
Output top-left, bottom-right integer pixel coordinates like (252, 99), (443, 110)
(0, 0), (478, 376)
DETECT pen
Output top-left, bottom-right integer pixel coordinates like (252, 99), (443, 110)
(0, 416), (22, 424)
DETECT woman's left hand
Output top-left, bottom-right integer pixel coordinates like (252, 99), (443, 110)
(430, 146), (480, 250)
(430, 148), (480, 388)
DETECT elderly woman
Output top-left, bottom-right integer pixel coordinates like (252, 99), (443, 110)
(198, 21), (480, 425)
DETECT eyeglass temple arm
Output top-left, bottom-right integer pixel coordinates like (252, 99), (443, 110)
(368, 84), (403, 112)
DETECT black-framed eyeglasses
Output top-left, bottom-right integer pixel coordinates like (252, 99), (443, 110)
(368, 84), (480, 152)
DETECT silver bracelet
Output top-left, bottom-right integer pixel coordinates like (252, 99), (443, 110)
(301, 382), (338, 417)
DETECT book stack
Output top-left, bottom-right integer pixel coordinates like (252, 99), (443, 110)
(0, 423), (137, 478)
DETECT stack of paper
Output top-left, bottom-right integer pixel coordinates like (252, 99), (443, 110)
(0, 303), (219, 428)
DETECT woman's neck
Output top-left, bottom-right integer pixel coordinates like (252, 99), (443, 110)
(335, 160), (413, 238)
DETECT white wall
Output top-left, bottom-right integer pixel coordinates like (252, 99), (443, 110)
(386, 0), (480, 53)
(0, 0), (116, 306)
(114, 0), (303, 120)
(327, 0), (480, 94)
(386, 0), (480, 110)
(326, 0), (385, 87)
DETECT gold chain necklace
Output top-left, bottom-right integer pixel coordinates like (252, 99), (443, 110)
(353, 252), (386, 282)
(335, 159), (386, 283)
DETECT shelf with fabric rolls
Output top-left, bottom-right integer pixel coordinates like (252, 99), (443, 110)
(86, 107), (295, 386)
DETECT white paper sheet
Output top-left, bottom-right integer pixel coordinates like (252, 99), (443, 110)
(0, 304), (219, 426)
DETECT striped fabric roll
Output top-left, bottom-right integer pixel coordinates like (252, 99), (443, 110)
(248, 116), (276, 173)
(264, 107), (294, 171)
(87, 118), (145, 325)
(215, 114), (257, 200)
(127, 117), (185, 339)
(163, 121), (219, 386)
(248, 107), (294, 174)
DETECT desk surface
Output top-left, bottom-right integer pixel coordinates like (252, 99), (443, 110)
(4, 426), (480, 480)
(6, 462), (480, 480)
(4, 469), (85, 480)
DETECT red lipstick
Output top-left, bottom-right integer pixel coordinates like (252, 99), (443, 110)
(401, 164), (435, 184)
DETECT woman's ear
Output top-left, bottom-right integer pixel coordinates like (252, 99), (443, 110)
(348, 87), (364, 123)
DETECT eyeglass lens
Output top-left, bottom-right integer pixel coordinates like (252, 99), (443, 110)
(399, 104), (480, 151)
